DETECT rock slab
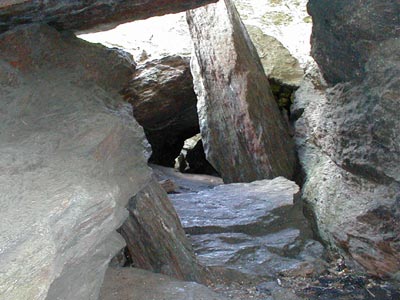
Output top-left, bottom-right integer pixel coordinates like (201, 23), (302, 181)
(0, 24), (151, 300)
(0, 0), (217, 34)
(170, 177), (325, 277)
(187, 0), (296, 183)
(119, 178), (206, 283)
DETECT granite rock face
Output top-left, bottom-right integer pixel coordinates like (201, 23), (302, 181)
(0, 0), (217, 34)
(295, 1), (400, 278)
(308, 0), (400, 84)
(123, 56), (199, 167)
(187, 0), (296, 183)
(0, 24), (151, 300)
(119, 178), (207, 283)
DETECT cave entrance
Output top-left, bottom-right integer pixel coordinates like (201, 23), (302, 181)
(77, 0), (322, 297)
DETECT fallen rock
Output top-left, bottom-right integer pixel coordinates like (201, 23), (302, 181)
(119, 178), (207, 283)
(187, 0), (296, 183)
(100, 267), (228, 300)
(0, 0), (217, 34)
(0, 24), (151, 300)
(169, 177), (325, 277)
(123, 55), (199, 167)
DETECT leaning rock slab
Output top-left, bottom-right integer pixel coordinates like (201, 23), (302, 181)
(187, 0), (296, 183)
(119, 178), (207, 283)
(123, 56), (199, 167)
(0, 24), (151, 300)
(0, 0), (217, 34)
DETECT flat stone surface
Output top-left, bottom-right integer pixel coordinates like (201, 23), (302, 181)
(168, 176), (324, 277)
(170, 177), (299, 229)
(99, 267), (228, 300)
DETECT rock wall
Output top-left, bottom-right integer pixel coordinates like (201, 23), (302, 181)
(0, 0), (217, 34)
(295, 0), (400, 278)
(0, 24), (152, 300)
(187, 0), (296, 183)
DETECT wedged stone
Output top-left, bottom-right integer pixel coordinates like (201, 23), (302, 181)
(0, 0), (217, 34)
(294, 37), (400, 277)
(169, 177), (324, 277)
(187, 0), (296, 183)
(123, 55), (199, 167)
(0, 24), (151, 300)
(119, 178), (207, 283)
(100, 267), (228, 300)
(308, 0), (400, 84)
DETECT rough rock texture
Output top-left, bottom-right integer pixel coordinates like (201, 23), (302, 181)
(308, 0), (400, 84)
(187, 0), (296, 183)
(123, 56), (199, 167)
(169, 177), (325, 277)
(0, 0), (217, 34)
(119, 178), (207, 283)
(0, 24), (151, 300)
(100, 267), (227, 300)
(295, 1), (400, 278)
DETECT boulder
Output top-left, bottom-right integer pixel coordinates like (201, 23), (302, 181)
(100, 267), (228, 300)
(294, 4), (400, 277)
(119, 178), (207, 283)
(187, 0), (296, 183)
(308, 0), (400, 84)
(123, 56), (199, 167)
(0, 24), (151, 300)
(0, 0), (217, 34)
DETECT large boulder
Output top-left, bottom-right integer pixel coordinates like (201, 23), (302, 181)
(187, 0), (296, 183)
(0, 0), (217, 34)
(123, 56), (199, 167)
(119, 178), (207, 283)
(0, 24), (151, 300)
(308, 0), (400, 84)
(295, 0), (400, 278)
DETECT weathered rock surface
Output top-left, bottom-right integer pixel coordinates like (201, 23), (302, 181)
(100, 267), (228, 300)
(169, 177), (325, 277)
(119, 178), (207, 283)
(187, 0), (296, 183)
(0, 24), (151, 300)
(295, 2), (400, 277)
(308, 0), (400, 84)
(0, 0), (217, 34)
(123, 55), (199, 167)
